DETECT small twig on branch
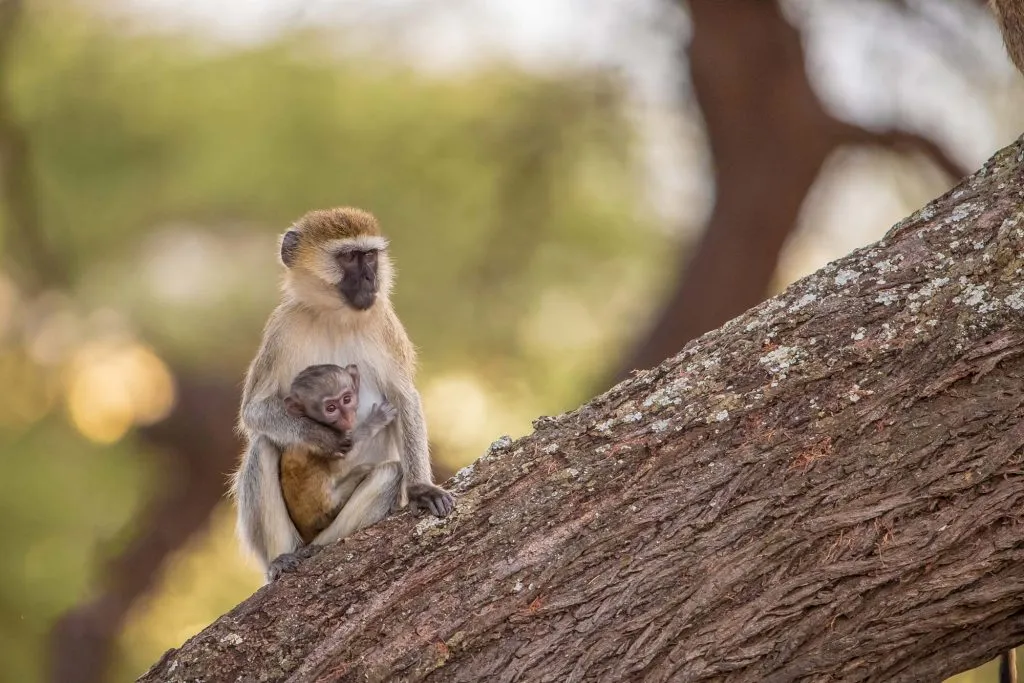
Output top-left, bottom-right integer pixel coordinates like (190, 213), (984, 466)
(838, 123), (969, 181)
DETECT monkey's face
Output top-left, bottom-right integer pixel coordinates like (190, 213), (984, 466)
(335, 248), (379, 311)
(317, 386), (358, 432)
(278, 207), (395, 312)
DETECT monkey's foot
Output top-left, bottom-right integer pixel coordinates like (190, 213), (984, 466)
(408, 483), (456, 517)
(266, 544), (323, 582)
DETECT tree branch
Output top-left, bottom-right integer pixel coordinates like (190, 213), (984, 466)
(838, 123), (969, 181)
(139, 134), (1024, 683)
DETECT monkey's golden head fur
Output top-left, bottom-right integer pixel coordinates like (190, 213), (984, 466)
(279, 206), (394, 312)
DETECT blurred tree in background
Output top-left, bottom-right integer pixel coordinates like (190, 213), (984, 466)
(0, 0), (1019, 681)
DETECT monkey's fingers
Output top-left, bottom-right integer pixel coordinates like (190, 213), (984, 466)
(424, 497), (442, 517)
(266, 545), (322, 581)
(408, 484), (456, 518)
(438, 490), (456, 516)
(267, 553), (303, 581)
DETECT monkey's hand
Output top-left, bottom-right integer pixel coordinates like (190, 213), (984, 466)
(366, 401), (399, 429)
(352, 401), (399, 443)
(407, 482), (456, 518)
(303, 418), (354, 454)
(267, 544), (323, 582)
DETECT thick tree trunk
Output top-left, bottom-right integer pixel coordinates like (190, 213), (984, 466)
(615, 0), (966, 383)
(140, 136), (1024, 683)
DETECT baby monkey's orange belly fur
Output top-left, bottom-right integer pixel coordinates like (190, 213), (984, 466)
(280, 445), (370, 544)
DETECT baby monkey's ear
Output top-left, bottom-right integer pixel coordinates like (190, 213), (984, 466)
(283, 395), (305, 418)
(344, 364), (360, 394)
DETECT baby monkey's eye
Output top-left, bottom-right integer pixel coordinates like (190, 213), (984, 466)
(342, 394), (353, 405)
(325, 403), (338, 413)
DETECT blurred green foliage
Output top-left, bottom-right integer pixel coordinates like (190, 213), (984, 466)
(0, 1), (675, 680)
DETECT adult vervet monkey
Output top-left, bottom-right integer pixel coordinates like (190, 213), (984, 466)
(232, 207), (454, 580)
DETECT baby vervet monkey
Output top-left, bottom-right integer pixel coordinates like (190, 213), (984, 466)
(233, 206), (454, 582)
(280, 363), (397, 547)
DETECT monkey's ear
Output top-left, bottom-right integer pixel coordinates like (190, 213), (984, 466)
(345, 364), (360, 393)
(284, 395), (304, 418)
(280, 230), (300, 268)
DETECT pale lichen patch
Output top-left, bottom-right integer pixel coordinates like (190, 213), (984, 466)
(220, 633), (244, 647)
(834, 268), (860, 286)
(953, 281), (1000, 314)
(1004, 289), (1024, 310)
(483, 435), (513, 459)
(875, 291), (900, 306)
(759, 346), (804, 378)
(789, 293), (817, 312)
(452, 463), (476, 490)
(649, 419), (670, 433)
(641, 378), (688, 409)
(873, 258), (900, 274)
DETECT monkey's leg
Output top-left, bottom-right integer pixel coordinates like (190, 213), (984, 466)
(327, 464), (376, 513)
(233, 435), (302, 578)
(312, 461), (404, 545)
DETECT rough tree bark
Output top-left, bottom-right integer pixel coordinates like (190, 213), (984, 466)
(139, 134), (1024, 682)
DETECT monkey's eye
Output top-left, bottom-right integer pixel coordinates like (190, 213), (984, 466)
(337, 251), (358, 264)
(365, 250), (378, 264)
(325, 403), (338, 414)
(342, 394), (353, 405)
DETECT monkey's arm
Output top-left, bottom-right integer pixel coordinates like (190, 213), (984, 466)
(383, 312), (455, 516)
(240, 337), (352, 454)
(232, 436), (303, 574)
(244, 395), (353, 454)
(393, 378), (455, 517)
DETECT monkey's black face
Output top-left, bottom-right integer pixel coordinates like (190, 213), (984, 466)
(336, 249), (379, 310)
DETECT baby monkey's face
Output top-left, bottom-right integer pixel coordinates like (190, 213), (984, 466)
(310, 377), (358, 432)
(285, 364), (361, 433)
